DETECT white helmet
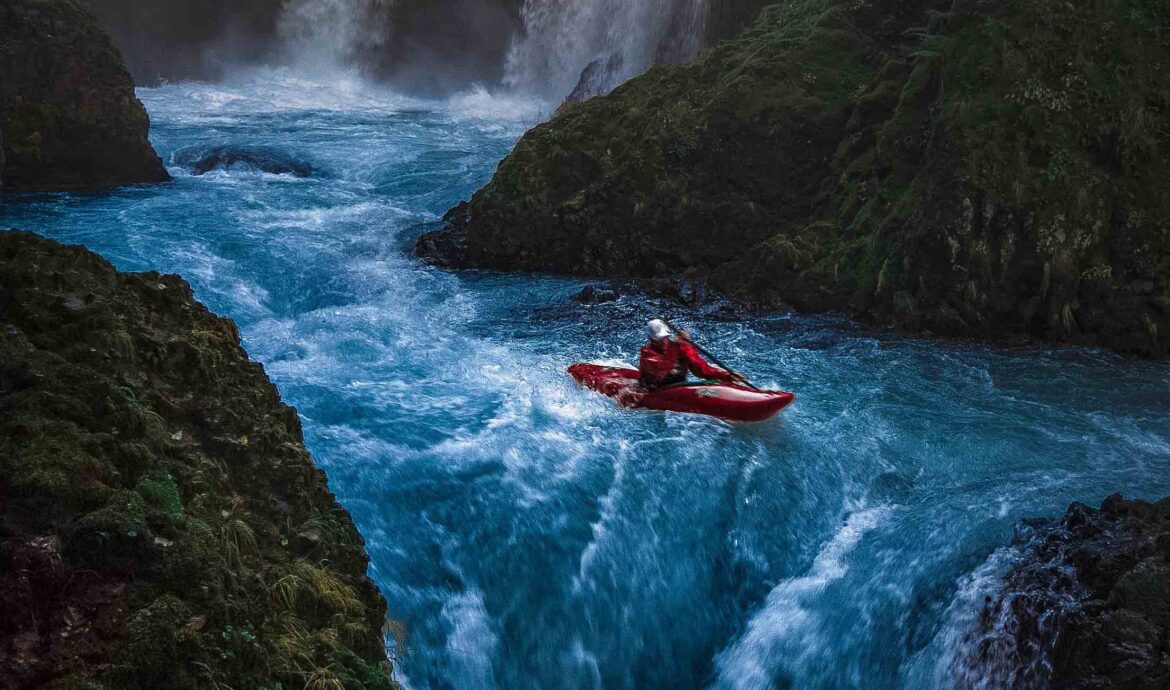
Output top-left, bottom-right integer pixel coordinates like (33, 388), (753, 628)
(647, 319), (672, 341)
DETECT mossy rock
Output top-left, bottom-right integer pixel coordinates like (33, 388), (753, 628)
(0, 230), (398, 688)
(0, 0), (169, 190)
(423, 0), (1170, 356)
(117, 595), (204, 686)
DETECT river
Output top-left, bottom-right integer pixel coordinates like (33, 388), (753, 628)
(3, 72), (1169, 689)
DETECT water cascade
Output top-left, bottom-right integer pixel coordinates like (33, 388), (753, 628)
(4, 65), (1170, 690)
(273, 0), (710, 101)
(277, 0), (396, 73)
(505, 0), (709, 100)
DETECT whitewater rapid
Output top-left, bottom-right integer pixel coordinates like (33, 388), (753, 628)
(3, 75), (1169, 689)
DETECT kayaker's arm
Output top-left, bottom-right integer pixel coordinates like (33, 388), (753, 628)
(679, 342), (738, 382)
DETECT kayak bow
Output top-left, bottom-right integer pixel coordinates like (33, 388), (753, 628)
(568, 363), (794, 423)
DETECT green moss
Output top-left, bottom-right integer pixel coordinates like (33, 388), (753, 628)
(0, 102), (53, 160)
(2, 424), (116, 511)
(119, 595), (203, 686)
(137, 470), (184, 518)
(0, 231), (399, 688)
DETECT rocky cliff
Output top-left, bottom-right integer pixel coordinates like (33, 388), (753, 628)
(0, 0), (169, 191)
(0, 230), (396, 689)
(419, 0), (1170, 356)
(85, 0), (284, 85)
(960, 495), (1170, 689)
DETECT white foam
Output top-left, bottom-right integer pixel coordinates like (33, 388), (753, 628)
(442, 84), (548, 126)
(141, 69), (421, 119)
(441, 589), (499, 689)
(899, 546), (1023, 689)
(712, 505), (892, 690)
(572, 455), (625, 594)
(568, 637), (604, 690)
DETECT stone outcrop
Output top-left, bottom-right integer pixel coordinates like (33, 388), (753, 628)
(960, 495), (1170, 689)
(0, 230), (396, 689)
(0, 0), (169, 191)
(419, 0), (1170, 357)
(564, 54), (626, 106)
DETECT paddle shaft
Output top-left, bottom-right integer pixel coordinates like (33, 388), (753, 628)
(659, 317), (762, 390)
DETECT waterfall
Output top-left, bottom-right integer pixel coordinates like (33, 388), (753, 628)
(276, 0), (397, 73)
(273, 0), (710, 100)
(504, 0), (709, 101)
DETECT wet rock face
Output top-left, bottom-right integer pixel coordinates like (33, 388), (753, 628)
(0, 0), (169, 191)
(417, 201), (473, 268)
(421, 0), (1170, 357)
(86, 0), (284, 85)
(960, 496), (1170, 689)
(564, 54), (626, 105)
(0, 231), (397, 688)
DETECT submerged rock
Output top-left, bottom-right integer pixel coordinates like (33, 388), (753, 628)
(572, 284), (620, 304)
(0, 0), (169, 191)
(177, 145), (318, 177)
(960, 495), (1170, 689)
(422, 0), (1170, 357)
(0, 230), (397, 688)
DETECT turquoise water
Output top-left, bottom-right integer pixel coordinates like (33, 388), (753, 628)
(3, 74), (1169, 689)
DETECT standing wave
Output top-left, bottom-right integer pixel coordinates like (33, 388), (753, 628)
(713, 506), (892, 690)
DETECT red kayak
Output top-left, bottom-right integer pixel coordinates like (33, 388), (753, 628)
(568, 363), (795, 423)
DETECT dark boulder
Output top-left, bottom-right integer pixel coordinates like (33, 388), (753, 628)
(417, 201), (472, 268)
(959, 495), (1170, 689)
(0, 0), (169, 191)
(572, 285), (621, 304)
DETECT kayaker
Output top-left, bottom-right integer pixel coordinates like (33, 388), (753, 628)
(638, 319), (745, 389)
